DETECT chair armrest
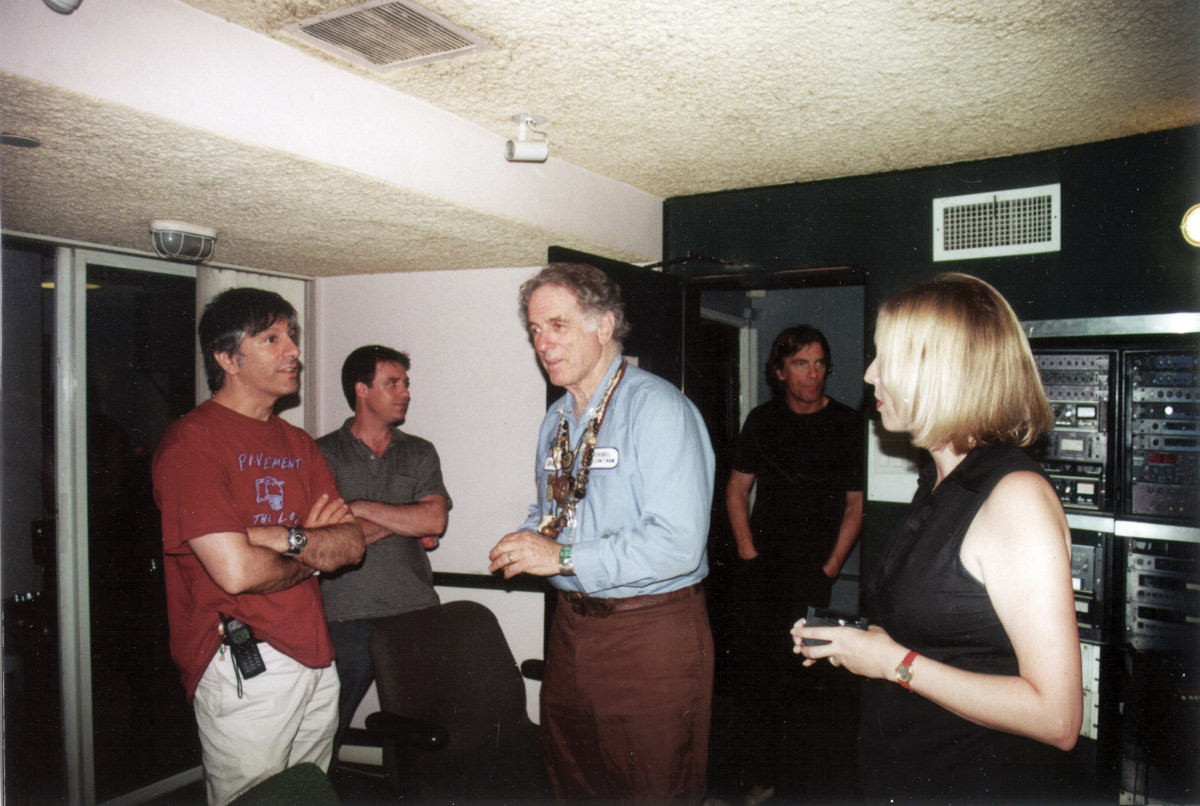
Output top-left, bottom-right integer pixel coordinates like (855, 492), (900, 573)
(364, 710), (449, 751)
(520, 659), (544, 681)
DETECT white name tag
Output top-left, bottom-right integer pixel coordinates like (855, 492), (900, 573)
(591, 448), (619, 469)
(543, 449), (620, 471)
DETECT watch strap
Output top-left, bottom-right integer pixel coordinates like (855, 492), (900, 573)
(896, 649), (920, 691)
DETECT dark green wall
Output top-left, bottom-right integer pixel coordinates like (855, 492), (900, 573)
(664, 125), (1200, 590)
(665, 125), (1200, 323)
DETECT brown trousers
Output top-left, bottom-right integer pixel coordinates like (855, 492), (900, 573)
(540, 587), (714, 805)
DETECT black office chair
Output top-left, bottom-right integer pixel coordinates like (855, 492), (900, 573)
(229, 762), (340, 805)
(364, 600), (548, 803)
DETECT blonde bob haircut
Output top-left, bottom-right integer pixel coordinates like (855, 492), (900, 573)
(874, 272), (1053, 453)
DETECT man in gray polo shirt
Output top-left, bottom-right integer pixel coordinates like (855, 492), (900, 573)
(316, 345), (451, 748)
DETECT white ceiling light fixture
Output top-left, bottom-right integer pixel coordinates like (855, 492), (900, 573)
(43, 0), (83, 14)
(505, 114), (548, 163)
(1180, 204), (1200, 247)
(150, 220), (217, 263)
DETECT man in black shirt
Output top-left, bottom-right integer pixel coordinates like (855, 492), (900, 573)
(725, 324), (863, 799)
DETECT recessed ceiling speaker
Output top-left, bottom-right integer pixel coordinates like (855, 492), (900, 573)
(150, 220), (217, 263)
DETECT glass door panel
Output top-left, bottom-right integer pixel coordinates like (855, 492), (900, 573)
(84, 263), (200, 802)
(2, 240), (66, 804)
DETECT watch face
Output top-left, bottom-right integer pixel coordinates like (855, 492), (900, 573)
(288, 528), (307, 553)
(897, 665), (913, 683)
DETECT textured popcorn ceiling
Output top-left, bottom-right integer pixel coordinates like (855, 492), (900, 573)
(2, 0), (1198, 275)
(0, 79), (630, 276)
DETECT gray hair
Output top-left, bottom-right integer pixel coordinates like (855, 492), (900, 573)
(518, 262), (632, 347)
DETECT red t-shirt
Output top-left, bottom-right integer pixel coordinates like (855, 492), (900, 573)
(152, 399), (340, 700)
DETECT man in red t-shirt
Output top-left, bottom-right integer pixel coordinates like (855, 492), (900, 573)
(153, 288), (364, 805)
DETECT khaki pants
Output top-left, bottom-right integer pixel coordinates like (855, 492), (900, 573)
(192, 643), (339, 805)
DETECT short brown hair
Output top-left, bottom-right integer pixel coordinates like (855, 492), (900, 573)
(874, 272), (1052, 453)
(340, 345), (410, 410)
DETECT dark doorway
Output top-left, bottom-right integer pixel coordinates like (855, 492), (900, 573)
(85, 264), (202, 801)
(685, 316), (742, 688)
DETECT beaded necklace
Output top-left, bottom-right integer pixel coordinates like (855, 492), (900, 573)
(537, 360), (628, 539)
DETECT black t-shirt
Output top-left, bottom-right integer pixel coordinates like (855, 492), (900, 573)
(731, 396), (863, 564)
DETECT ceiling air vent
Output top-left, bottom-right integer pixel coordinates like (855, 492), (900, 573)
(933, 184), (1060, 261)
(284, 0), (492, 71)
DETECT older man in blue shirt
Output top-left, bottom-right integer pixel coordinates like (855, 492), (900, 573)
(490, 262), (715, 804)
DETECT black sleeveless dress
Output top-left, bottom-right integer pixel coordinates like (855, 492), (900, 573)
(857, 444), (1074, 803)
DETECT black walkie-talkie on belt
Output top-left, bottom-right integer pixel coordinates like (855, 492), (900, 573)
(219, 612), (266, 680)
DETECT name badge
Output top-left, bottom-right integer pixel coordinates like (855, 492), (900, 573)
(591, 448), (619, 469)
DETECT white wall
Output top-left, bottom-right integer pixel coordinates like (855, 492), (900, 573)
(313, 267), (549, 573)
(313, 267), (552, 722)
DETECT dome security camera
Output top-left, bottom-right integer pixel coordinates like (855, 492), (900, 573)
(150, 220), (217, 263)
(44, 0), (83, 13)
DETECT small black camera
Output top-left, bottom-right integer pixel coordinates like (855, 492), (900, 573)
(803, 605), (870, 646)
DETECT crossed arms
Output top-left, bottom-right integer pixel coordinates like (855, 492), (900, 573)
(189, 493), (365, 595)
(348, 495), (449, 550)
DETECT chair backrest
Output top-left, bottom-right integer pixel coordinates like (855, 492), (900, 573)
(368, 600), (530, 756)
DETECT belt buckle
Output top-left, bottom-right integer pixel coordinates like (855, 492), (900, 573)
(563, 591), (589, 617)
(584, 597), (612, 618)
(563, 591), (612, 618)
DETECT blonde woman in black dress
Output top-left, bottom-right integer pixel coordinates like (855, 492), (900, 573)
(792, 273), (1083, 803)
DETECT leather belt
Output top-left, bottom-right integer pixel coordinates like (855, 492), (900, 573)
(560, 583), (701, 618)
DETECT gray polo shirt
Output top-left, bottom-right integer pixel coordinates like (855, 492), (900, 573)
(316, 418), (451, 621)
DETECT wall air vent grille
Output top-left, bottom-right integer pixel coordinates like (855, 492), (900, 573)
(933, 183), (1060, 261)
(285, 0), (492, 71)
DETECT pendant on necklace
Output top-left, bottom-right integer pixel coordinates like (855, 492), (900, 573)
(538, 513), (562, 539)
(552, 474), (574, 506)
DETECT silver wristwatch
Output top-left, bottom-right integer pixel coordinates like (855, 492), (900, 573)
(285, 525), (308, 556)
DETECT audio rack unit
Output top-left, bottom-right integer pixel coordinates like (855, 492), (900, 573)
(1122, 528), (1200, 651)
(1067, 517), (1115, 644)
(1125, 349), (1200, 524)
(1034, 351), (1115, 513)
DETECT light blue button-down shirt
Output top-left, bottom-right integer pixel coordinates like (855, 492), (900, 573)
(518, 355), (715, 597)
